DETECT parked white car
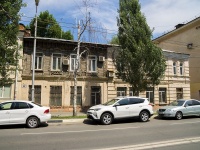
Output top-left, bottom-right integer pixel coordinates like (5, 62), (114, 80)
(87, 96), (154, 125)
(0, 100), (51, 128)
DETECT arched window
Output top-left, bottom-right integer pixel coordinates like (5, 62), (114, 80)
(173, 62), (177, 75)
(180, 62), (183, 75)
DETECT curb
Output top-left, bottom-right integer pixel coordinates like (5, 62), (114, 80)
(48, 118), (86, 124)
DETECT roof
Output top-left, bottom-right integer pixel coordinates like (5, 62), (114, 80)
(153, 16), (200, 41)
(24, 36), (119, 47)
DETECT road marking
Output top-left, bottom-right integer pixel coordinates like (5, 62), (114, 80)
(93, 136), (200, 150)
(21, 126), (139, 135)
(171, 120), (200, 125)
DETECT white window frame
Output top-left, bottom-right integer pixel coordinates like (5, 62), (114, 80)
(87, 55), (97, 72)
(180, 62), (184, 75)
(70, 54), (78, 72)
(173, 62), (177, 75)
(34, 52), (43, 70)
(159, 88), (167, 103)
(51, 53), (62, 71)
(0, 85), (11, 98)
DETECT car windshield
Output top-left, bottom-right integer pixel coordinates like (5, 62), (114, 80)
(103, 99), (119, 106)
(169, 100), (185, 106)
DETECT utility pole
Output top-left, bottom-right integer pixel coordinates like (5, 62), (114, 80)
(31, 0), (39, 102)
(73, 20), (81, 116)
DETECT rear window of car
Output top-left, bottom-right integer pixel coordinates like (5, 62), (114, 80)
(31, 102), (42, 107)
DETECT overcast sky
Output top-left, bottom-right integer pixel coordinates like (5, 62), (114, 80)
(20, 0), (200, 43)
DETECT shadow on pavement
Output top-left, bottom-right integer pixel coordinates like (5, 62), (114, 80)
(154, 115), (200, 120)
(83, 117), (150, 126)
(0, 122), (49, 129)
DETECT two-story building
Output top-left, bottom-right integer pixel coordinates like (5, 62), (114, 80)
(0, 24), (191, 111)
(153, 16), (200, 100)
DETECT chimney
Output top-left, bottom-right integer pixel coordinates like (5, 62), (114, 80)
(175, 24), (185, 29)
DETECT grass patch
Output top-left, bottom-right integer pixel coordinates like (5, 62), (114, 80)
(51, 115), (87, 119)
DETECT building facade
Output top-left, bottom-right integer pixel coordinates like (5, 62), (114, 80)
(153, 17), (200, 99)
(0, 24), (191, 111)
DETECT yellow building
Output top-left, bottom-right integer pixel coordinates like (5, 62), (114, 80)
(153, 17), (200, 100)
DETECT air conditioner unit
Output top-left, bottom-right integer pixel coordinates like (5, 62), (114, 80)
(107, 70), (114, 78)
(99, 56), (105, 62)
(63, 59), (69, 65)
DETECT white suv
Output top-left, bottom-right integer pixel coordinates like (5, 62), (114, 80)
(87, 96), (154, 125)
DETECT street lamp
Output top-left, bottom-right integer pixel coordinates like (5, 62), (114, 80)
(31, 0), (40, 102)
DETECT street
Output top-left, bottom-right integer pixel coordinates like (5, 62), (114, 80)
(0, 116), (200, 150)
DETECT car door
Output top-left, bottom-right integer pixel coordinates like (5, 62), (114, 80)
(9, 102), (31, 124)
(0, 102), (13, 125)
(192, 100), (200, 115)
(129, 98), (145, 117)
(184, 100), (195, 116)
(114, 98), (130, 118)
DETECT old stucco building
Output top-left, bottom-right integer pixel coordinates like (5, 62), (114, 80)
(153, 16), (200, 100)
(0, 24), (191, 111)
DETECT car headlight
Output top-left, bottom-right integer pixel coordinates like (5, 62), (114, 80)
(94, 108), (101, 111)
(166, 109), (175, 112)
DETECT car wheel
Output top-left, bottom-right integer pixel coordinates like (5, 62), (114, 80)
(175, 111), (183, 120)
(100, 113), (113, 125)
(26, 116), (39, 128)
(139, 111), (149, 122)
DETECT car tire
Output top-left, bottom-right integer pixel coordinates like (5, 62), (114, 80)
(175, 111), (183, 120)
(139, 111), (149, 122)
(26, 116), (39, 128)
(100, 113), (113, 125)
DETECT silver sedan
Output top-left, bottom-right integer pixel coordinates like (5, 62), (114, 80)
(157, 99), (200, 120)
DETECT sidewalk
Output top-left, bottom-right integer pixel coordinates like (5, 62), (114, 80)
(48, 111), (87, 124)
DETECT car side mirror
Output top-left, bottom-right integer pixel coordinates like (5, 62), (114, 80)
(114, 103), (120, 107)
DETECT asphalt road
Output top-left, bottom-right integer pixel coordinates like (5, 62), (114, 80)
(0, 116), (200, 150)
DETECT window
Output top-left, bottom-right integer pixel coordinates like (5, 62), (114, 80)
(70, 54), (78, 71)
(52, 53), (62, 71)
(192, 100), (200, 105)
(146, 87), (154, 103)
(33, 52), (43, 70)
(28, 85), (41, 104)
(13, 102), (29, 109)
(0, 85), (11, 98)
(176, 88), (183, 99)
(50, 86), (62, 106)
(91, 86), (101, 105)
(159, 88), (167, 103)
(0, 102), (12, 110)
(118, 98), (129, 105)
(88, 55), (97, 72)
(129, 98), (145, 104)
(180, 62), (183, 75)
(117, 87), (127, 96)
(70, 86), (82, 105)
(185, 100), (192, 107)
(129, 87), (133, 96)
(173, 62), (177, 75)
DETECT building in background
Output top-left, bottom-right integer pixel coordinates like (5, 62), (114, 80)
(0, 24), (191, 111)
(154, 17), (200, 100)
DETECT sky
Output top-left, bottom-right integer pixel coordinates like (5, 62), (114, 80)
(20, 0), (200, 44)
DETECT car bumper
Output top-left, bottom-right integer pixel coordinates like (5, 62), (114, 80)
(87, 111), (101, 120)
(40, 114), (51, 122)
(158, 112), (176, 118)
